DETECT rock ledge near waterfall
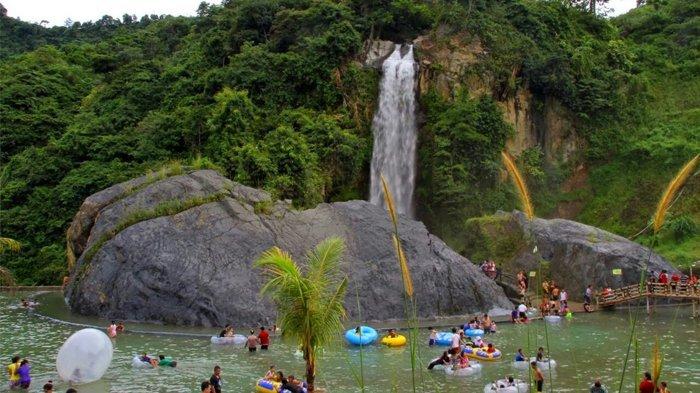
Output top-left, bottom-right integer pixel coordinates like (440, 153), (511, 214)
(65, 170), (512, 327)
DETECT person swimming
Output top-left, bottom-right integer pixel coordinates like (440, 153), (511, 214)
(157, 355), (177, 367)
(515, 348), (526, 362)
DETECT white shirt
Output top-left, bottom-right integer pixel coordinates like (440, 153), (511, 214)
(451, 333), (460, 348)
(586, 288), (592, 297)
(518, 304), (527, 313)
(560, 291), (568, 301)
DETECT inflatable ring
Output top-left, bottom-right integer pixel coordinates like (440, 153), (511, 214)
(255, 379), (281, 393)
(484, 378), (529, 392)
(444, 362), (482, 376)
(530, 357), (556, 370)
(381, 334), (407, 347)
(464, 328), (484, 337)
(131, 356), (155, 368)
(345, 326), (378, 346)
(435, 332), (453, 346)
(512, 360), (529, 370)
(544, 315), (561, 323)
(463, 346), (502, 361)
(210, 334), (246, 345)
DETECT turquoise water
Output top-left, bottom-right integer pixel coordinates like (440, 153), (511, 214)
(1, 292), (698, 392)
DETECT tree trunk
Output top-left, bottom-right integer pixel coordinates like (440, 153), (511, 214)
(306, 348), (316, 392)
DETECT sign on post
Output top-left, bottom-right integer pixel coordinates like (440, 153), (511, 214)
(612, 268), (622, 276)
(529, 271), (536, 277)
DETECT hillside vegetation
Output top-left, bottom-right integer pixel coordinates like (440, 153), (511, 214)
(0, 0), (697, 283)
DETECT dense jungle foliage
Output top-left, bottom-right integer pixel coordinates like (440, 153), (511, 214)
(1, 0), (698, 284)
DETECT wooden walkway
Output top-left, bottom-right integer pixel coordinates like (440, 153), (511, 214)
(597, 282), (700, 316)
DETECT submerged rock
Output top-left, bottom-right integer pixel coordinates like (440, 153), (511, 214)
(65, 170), (512, 327)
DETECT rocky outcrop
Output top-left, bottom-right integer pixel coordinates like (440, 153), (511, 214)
(411, 33), (584, 165)
(66, 170), (512, 327)
(464, 211), (679, 300)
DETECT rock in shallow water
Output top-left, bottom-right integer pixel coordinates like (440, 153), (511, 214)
(65, 170), (512, 327)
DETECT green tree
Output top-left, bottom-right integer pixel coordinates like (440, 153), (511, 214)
(255, 237), (348, 392)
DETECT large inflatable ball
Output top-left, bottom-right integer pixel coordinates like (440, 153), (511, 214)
(56, 328), (113, 384)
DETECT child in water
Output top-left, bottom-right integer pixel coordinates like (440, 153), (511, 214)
(428, 327), (437, 346)
(458, 351), (470, 369)
(107, 321), (117, 338)
(265, 365), (276, 380)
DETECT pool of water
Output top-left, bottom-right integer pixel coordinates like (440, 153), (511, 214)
(1, 292), (698, 392)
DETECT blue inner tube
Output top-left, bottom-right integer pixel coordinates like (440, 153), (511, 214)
(435, 332), (453, 346)
(345, 326), (378, 346)
(465, 328), (484, 337)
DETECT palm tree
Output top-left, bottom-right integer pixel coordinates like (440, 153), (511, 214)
(255, 237), (348, 392)
(0, 237), (21, 286)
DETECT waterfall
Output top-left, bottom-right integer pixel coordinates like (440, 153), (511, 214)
(369, 43), (418, 218)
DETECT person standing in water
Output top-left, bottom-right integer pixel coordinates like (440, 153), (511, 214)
(639, 372), (654, 393)
(258, 326), (270, 350)
(7, 355), (21, 389)
(116, 322), (125, 333)
(245, 330), (259, 352)
(107, 321), (117, 338)
(209, 365), (222, 393)
(17, 359), (30, 389)
(531, 361), (544, 392)
(428, 327), (437, 346)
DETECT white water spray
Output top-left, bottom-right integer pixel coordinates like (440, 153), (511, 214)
(369, 44), (418, 217)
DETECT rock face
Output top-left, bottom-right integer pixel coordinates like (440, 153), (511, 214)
(466, 211), (679, 301)
(66, 170), (512, 327)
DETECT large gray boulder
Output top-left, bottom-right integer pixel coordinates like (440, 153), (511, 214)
(66, 170), (512, 327)
(485, 211), (679, 300)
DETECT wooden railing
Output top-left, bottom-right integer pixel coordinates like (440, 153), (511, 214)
(597, 282), (700, 307)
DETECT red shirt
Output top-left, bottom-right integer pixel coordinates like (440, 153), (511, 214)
(659, 273), (668, 284)
(258, 330), (270, 345)
(639, 379), (654, 393)
(671, 274), (680, 282)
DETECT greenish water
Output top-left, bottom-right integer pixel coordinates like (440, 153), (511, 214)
(1, 292), (698, 392)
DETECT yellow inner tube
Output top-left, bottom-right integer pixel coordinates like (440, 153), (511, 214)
(255, 379), (280, 393)
(380, 334), (407, 347)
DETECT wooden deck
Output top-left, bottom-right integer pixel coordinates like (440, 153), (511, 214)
(596, 282), (700, 316)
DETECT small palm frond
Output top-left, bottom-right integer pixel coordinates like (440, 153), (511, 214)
(653, 154), (699, 234)
(0, 237), (21, 253)
(307, 236), (345, 287)
(501, 151), (535, 220)
(0, 266), (16, 286)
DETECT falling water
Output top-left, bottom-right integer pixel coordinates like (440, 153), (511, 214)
(369, 44), (418, 217)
